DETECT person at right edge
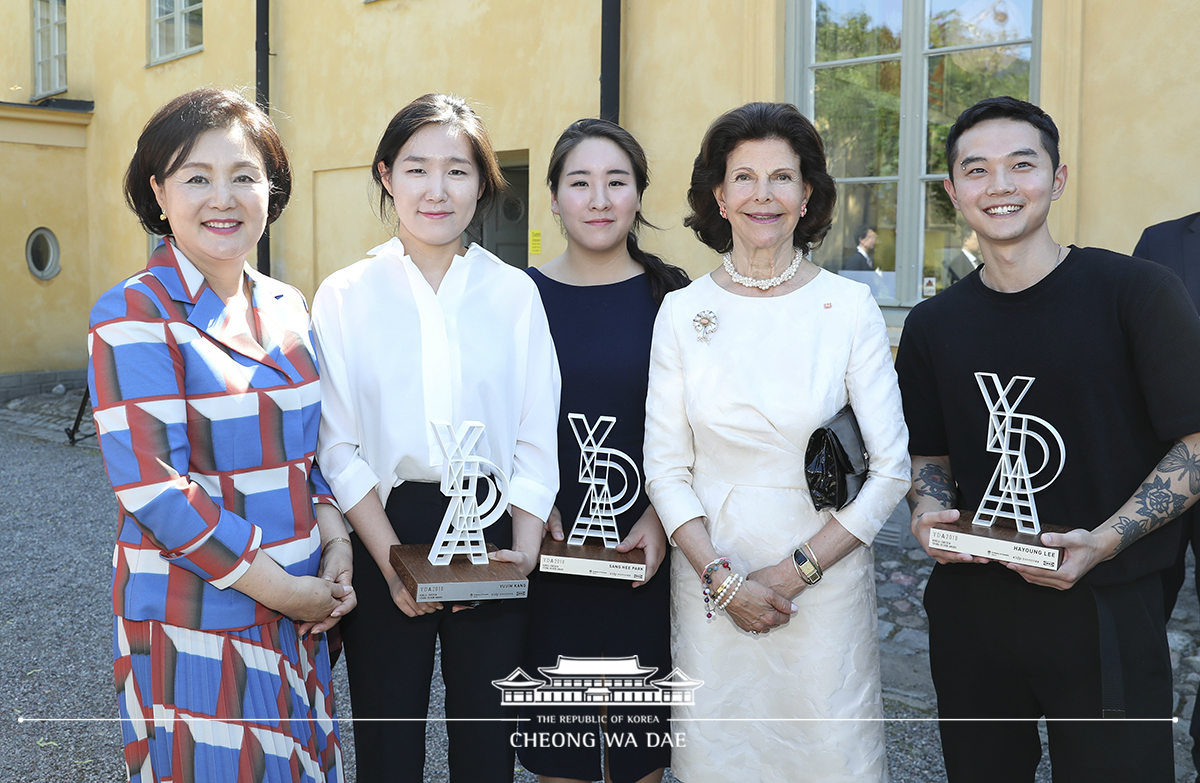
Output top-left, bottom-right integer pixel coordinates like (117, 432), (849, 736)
(1134, 208), (1200, 779)
(896, 96), (1200, 782)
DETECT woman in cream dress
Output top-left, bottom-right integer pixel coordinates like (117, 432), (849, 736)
(643, 102), (909, 783)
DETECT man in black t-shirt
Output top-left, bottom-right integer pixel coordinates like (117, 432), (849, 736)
(895, 97), (1200, 783)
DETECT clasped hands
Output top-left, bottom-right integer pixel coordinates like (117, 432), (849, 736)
(719, 564), (799, 635)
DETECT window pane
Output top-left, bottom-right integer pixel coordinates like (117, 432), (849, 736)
(816, 0), (902, 62)
(156, 0), (175, 19)
(52, 0), (65, 23)
(926, 44), (1031, 173)
(56, 53), (67, 87)
(814, 60), (901, 178)
(157, 17), (176, 58)
(35, 0), (50, 28)
(37, 28), (51, 59)
(929, 0), (1033, 48)
(814, 181), (898, 299)
(56, 21), (67, 54)
(37, 60), (51, 92)
(922, 181), (980, 296)
(185, 8), (202, 48)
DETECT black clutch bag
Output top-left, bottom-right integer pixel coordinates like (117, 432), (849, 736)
(805, 404), (869, 511)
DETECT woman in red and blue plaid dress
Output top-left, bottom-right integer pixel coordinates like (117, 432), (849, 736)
(88, 88), (355, 783)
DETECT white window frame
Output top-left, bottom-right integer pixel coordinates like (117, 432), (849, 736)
(786, 0), (1040, 320)
(31, 0), (67, 100)
(149, 0), (203, 65)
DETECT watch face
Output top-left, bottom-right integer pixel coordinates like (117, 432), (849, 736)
(793, 548), (819, 584)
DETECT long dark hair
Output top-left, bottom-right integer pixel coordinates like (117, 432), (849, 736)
(371, 93), (510, 233)
(684, 102), (836, 255)
(547, 119), (688, 303)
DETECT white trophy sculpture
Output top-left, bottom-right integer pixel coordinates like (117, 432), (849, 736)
(567, 413), (641, 549)
(388, 420), (529, 601)
(971, 373), (1066, 535)
(429, 421), (509, 565)
(928, 372), (1070, 570)
(539, 413), (648, 581)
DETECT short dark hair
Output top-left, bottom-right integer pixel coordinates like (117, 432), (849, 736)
(945, 96), (1060, 182)
(371, 93), (509, 229)
(547, 118), (688, 303)
(684, 102), (836, 255)
(124, 88), (291, 236)
(854, 224), (875, 244)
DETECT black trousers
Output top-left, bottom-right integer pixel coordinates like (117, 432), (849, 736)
(925, 562), (1173, 783)
(339, 481), (530, 783)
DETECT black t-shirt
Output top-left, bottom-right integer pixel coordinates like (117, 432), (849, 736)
(896, 246), (1200, 585)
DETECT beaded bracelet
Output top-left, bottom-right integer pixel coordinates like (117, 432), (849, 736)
(701, 558), (733, 619)
(701, 557), (731, 584)
(717, 575), (744, 610)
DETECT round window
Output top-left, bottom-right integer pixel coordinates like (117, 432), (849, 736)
(26, 228), (61, 280)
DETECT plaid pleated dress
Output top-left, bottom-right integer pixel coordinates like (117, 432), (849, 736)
(89, 241), (344, 783)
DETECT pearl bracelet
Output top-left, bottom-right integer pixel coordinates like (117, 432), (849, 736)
(716, 575), (744, 610)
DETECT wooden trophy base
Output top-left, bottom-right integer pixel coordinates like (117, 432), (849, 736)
(929, 512), (1069, 570)
(390, 543), (528, 602)
(539, 538), (647, 581)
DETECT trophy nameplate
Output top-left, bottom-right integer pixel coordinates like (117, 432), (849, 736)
(928, 373), (1068, 571)
(929, 512), (1068, 570)
(538, 414), (648, 581)
(390, 543), (528, 601)
(539, 538), (647, 581)
(391, 421), (529, 601)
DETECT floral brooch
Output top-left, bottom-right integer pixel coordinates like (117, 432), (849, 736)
(693, 310), (718, 343)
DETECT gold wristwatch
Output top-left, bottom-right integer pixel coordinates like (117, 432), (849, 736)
(793, 547), (822, 586)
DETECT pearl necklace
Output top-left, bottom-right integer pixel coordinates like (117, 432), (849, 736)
(722, 248), (804, 291)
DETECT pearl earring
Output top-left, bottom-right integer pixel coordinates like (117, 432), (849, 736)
(160, 213), (167, 221)
(719, 204), (727, 219)
(799, 203), (807, 218)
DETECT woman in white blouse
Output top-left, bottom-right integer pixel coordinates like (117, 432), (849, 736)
(311, 94), (560, 783)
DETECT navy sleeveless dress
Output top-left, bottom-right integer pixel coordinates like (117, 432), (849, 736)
(521, 269), (672, 783)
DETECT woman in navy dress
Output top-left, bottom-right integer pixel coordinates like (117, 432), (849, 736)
(522, 119), (689, 783)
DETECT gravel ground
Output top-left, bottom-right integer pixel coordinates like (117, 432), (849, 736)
(3, 390), (1197, 782)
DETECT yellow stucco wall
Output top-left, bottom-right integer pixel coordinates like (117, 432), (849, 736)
(621, 0), (785, 279)
(1074, 0), (1200, 253)
(0, 136), (90, 373)
(6, 0), (1200, 375)
(1039, 0), (1200, 253)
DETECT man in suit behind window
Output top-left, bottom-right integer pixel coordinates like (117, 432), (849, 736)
(843, 224), (876, 270)
(945, 228), (981, 286)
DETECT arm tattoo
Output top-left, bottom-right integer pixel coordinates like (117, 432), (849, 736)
(1112, 515), (1148, 556)
(913, 463), (956, 507)
(1133, 475), (1187, 526)
(1161, 441), (1200, 495)
(1114, 446), (1197, 556)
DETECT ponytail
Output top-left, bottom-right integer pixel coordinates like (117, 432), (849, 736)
(627, 233), (689, 304)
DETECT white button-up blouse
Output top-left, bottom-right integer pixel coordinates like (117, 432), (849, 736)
(311, 238), (561, 520)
